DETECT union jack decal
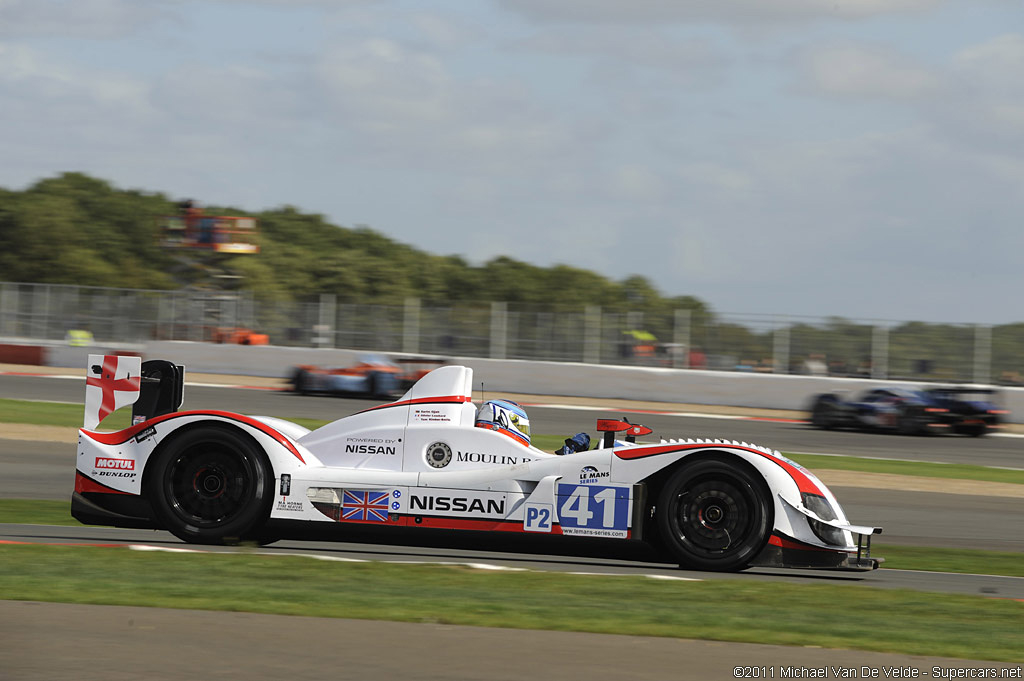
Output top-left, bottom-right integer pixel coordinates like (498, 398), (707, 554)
(341, 490), (390, 522)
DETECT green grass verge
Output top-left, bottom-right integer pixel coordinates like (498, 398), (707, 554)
(0, 499), (78, 526)
(1, 544), (1020, 661)
(2, 499), (1022, 578)
(0, 398), (131, 430)
(0, 398), (325, 433)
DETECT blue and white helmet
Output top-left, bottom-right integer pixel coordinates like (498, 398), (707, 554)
(475, 399), (530, 446)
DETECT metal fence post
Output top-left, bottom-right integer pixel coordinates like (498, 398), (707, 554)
(872, 325), (889, 380)
(0, 283), (16, 336)
(974, 324), (992, 385)
(316, 293), (337, 348)
(584, 305), (602, 365)
(673, 308), (690, 368)
(403, 297), (420, 354)
(32, 284), (47, 339)
(773, 319), (790, 374)
(490, 301), (507, 359)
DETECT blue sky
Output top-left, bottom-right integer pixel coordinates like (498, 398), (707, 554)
(1, 0), (1022, 324)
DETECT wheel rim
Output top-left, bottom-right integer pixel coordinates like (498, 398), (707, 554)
(164, 443), (256, 528)
(674, 479), (754, 555)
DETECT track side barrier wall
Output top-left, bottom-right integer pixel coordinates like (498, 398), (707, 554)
(8, 339), (1024, 423)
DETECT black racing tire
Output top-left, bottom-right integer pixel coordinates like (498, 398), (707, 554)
(292, 368), (312, 395)
(810, 397), (837, 430)
(955, 423), (987, 437)
(656, 458), (773, 572)
(147, 426), (274, 545)
(897, 406), (926, 436)
(368, 371), (384, 399)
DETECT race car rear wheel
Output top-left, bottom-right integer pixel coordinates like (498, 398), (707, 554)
(147, 426), (274, 545)
(810, 399), (837, 429)
(897, 407), (926, 436)
(656, 458), (772, 572)
(954, 423), (987, 437)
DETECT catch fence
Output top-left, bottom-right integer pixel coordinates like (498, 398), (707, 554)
(2, 282), (1020, 385)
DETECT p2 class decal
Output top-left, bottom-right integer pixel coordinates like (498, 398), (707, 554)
(555, 483), (630, 538)
(523, 503), (554, 533)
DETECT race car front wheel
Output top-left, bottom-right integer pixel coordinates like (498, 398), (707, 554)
(656, 458), (772, 572)
(147, 426), (274, 545)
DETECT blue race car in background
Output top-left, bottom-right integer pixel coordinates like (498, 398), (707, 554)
(808, 386), (1007, 436)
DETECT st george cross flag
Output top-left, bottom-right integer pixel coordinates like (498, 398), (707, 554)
(85, 354), (142, 429)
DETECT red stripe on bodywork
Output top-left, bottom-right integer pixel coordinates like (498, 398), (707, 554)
(358, 395), (472, 414)
(408, 516), (566, 534)
(81, 410), (305, 464)
(74, 471), (131, 495)
(613, 442), (822, 496)
(768, 532), (841, 553)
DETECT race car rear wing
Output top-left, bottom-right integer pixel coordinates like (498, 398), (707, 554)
(132, 359), (184, 425)
(596, 419), (653, 447)
(84, 355), (184, 429)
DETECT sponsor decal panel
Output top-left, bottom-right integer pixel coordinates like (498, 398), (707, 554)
(95, 457), (135, 470)
(133, 427), (156, 443)
(93, 456), (138, 479)
(578, 465), (610, 484)
(344, 437), (400, 456)
(276, 500), (303, 512)
(345, 443), (397, 456)
(408, 489), (508, 519)
(456, 451), (532, 466)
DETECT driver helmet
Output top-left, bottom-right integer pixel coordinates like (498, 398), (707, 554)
(475, 399), (530, 446)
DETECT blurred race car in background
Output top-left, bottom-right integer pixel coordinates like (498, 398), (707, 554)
(808, 386), (1007, 436)
(289, 354), (447, 399)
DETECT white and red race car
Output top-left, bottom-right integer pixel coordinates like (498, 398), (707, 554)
(73, 355), (882, 572)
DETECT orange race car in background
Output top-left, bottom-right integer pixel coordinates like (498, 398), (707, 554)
(289, 354), (447, 399)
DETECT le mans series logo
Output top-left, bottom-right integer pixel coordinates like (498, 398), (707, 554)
(94, 457), (136, 478)
(579, 465), (610, 484)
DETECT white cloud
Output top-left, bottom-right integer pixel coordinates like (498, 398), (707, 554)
(498, 0), (941, 25)
(0, 0), (167, 39)
(797, 43), (940, 100)
(0, 1), (1022, 324)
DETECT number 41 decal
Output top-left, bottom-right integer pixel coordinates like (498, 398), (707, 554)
(524, 484), (631, 535)
(560, 486), (618, 527)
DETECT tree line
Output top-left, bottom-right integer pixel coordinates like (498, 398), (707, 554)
(1, 172), (1021, 383)
(0, 172), (709, 318)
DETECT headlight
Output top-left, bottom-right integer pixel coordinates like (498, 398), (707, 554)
(802, 492), (845, 546)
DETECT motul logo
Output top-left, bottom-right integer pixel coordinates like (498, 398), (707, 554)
(95, 457), (135, 470)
